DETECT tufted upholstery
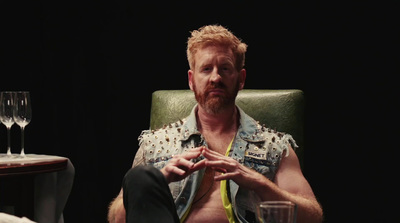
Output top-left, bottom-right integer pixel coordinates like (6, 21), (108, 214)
(149, 89), (305, 169)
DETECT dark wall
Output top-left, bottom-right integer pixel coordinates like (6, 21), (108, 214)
(1, 1), (397, 222)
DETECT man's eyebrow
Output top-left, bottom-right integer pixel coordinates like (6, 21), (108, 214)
(199, 62), (212, 69)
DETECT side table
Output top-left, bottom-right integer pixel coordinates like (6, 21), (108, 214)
(0, 154), (74, 223)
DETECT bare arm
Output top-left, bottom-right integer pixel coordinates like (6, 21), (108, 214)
(202, 146), (323, 223)
(256, 147), (323, 223)
(107, 192), (125, 223)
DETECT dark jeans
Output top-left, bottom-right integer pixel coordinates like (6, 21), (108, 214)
(122, 165), (180, 223)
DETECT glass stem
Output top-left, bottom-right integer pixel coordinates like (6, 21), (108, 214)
(20, 126), (25, 157)
(7, 126), (11, 156)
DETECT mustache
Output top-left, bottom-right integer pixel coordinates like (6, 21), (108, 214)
(205, 82), (226, 92)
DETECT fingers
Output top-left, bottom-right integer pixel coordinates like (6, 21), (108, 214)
(171, 147), (205, 167)
(161, 147), (206, 183)
(179, 147), (203, 160)
(201, 148), (229, 174)
(211, 166), (227, 174)
(214, 172), (237, 181)
(170, 155), (195, 169)
(201, 147), (222, 160)
(201, 147), (235, 171)
(162, 165), (186, 176)
(192, 159), (207, 171)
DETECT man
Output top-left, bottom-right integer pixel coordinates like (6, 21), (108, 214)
(108, 24), (323, 223)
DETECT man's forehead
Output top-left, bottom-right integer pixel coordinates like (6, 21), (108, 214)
(195, 46), (234, 62)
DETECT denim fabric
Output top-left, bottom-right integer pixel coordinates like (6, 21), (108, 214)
(133, 104), (298, 223)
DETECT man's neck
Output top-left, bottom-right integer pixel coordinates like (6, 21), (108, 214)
(196, 105), (239, 134)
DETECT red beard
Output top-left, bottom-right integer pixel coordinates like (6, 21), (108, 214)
(193, 81), (239, 114)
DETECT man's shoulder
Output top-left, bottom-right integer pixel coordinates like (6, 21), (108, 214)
(259, 126), (298, 151)
(241, 120), (298, 150)
(139, 119), (187, 143)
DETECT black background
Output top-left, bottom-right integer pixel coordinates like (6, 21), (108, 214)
(1, 1), (398, 222)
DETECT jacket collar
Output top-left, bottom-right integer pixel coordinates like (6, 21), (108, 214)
(181, 104), (265, 142)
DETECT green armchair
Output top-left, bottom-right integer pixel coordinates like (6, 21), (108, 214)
(149, 89), (305, 169)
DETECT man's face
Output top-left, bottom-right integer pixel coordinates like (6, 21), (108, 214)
(188, 45), (245, 114)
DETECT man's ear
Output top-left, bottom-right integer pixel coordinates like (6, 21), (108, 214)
(188, 70), (194, 91)
(239, 69), (246, 90)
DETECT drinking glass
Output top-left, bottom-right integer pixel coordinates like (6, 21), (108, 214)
(0, 91), (15, 157)
(13, 91), (32, 158)
(256, 201), (297, 223)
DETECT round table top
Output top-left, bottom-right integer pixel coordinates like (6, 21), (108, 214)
(0, 154), (68, 176)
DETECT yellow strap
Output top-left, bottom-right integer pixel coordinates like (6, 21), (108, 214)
(220, 137), (236, 223)
(180, 206), (190, 223)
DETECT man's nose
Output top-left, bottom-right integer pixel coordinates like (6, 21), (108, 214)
(210, 69), (222, 83)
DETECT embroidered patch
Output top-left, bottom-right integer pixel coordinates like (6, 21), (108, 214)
(245, 150), (267, 160)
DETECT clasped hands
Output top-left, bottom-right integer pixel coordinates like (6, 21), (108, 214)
(160, 146), (261, 191)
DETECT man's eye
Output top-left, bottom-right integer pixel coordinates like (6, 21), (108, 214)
(221, 66), (232, 72)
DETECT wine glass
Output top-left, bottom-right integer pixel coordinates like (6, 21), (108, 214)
(13, 91), (32, 158)
(0, 91), (15, 157)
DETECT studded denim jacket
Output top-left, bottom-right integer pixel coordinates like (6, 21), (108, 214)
(132, 105), (298, 223)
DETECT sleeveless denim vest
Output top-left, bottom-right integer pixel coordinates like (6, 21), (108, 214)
(133, 105), (298, 223)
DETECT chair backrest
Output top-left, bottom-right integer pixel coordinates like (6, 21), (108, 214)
(149, 89), (305, 168)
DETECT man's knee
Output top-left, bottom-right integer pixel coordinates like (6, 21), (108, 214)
(123, 165), (163, 190)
